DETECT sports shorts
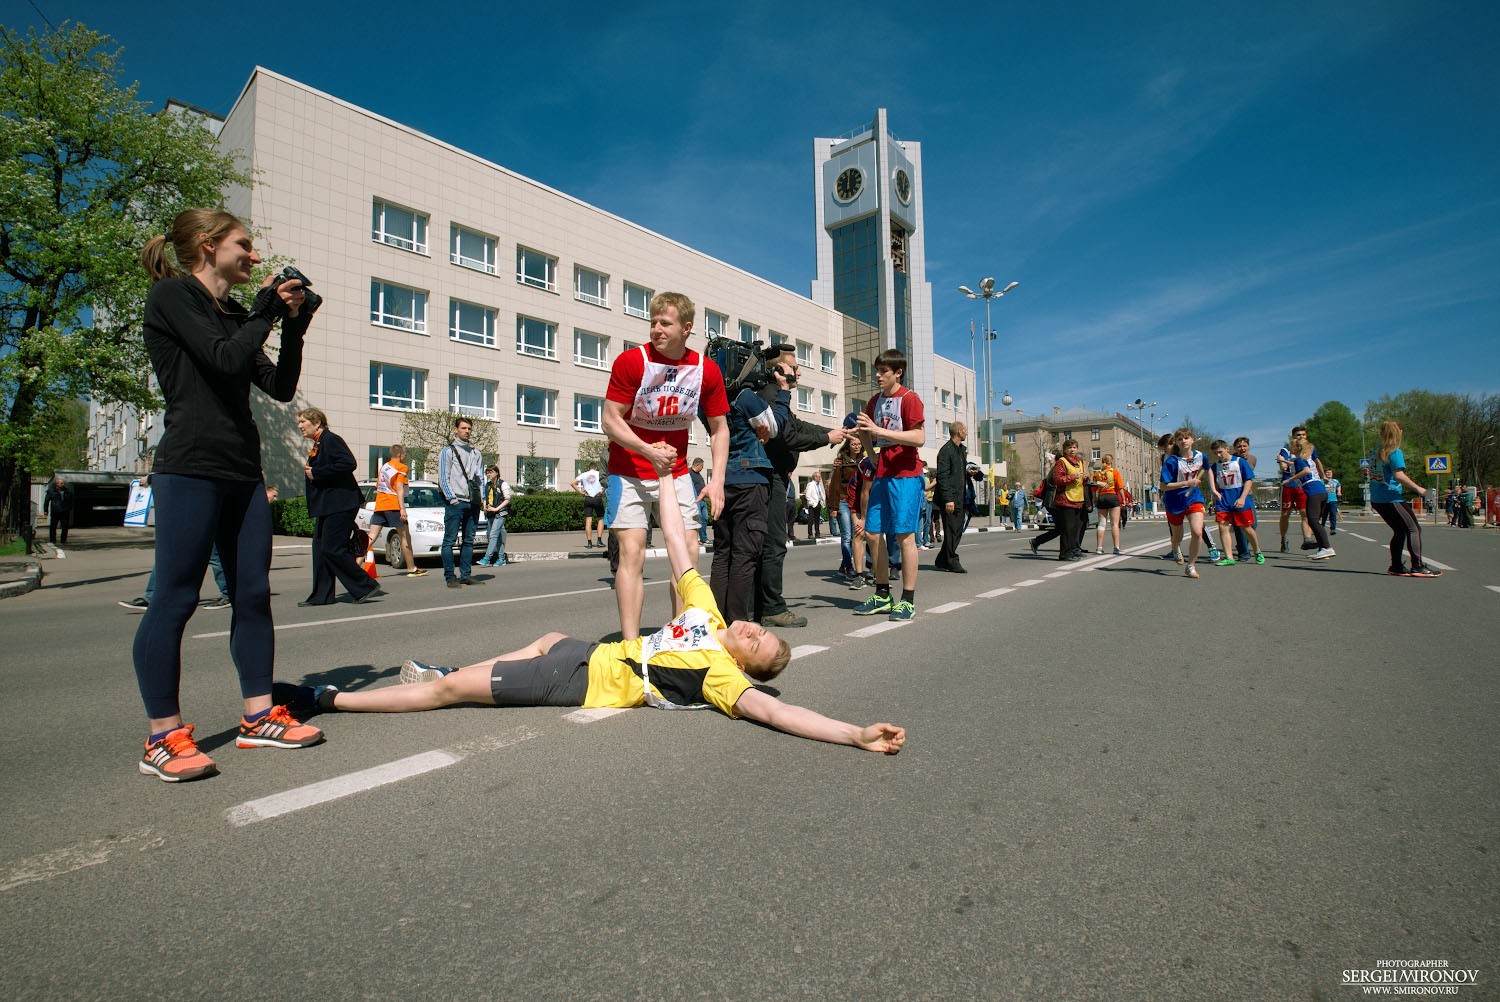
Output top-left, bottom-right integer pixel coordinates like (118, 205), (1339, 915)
(371, 509), (404, 527)
(864, 476), (922, 535)
(1165, 502), (1205, 527)
(583, 493), (605, 516)
(604, 473), (699, 532)
(490, 637), (597, 707)
(1215, 507), (1255, 527)
(1280, 485), (1306, 510)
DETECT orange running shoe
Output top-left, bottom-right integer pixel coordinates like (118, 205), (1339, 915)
(237, 705), (326, 749)
(139, 725), (218, 782)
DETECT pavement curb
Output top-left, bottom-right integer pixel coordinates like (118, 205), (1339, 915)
(0, 560), (43, 599)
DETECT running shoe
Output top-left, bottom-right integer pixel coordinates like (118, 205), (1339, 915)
(401, 659), (454, 685)
(852, 593), (893, 616)
(405, 568), (428, 578)
(1280, 539), (1289, 553)
(1209, 547), (1222, 562)
(1113, 547), (1122, 555)
(1311, 548), (1336, 561)
(1406, 567), (1442, 578)
(118, 596), (149, 610)
(312, 685), (341, 711)
(887, 600), (915, 622)
(1388, 565), (1409, 576)
(203, 596), (232, 611)
(846, 574), (864, 589)
(236, 706), (325, 749)
(1214, 557), (1236, 567)
(1184, 564), (1199, 579)
(1173, 550), (1185, 565)
(139, 725), (217, 782)
(1254, 553), (1265, 564)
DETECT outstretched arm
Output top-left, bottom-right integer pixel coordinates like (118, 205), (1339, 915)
(655, 467), (696, 582)
(734, 687), (905, 754)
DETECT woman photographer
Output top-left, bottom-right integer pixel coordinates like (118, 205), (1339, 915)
(132, 209), (323, 783)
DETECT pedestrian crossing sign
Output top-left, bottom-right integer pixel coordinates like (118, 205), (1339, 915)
(1426, 454), (1450, 474)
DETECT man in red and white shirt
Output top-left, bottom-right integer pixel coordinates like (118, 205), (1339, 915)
(602, 292), (729, 639)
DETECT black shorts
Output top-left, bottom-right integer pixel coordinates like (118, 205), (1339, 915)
(583, 493), (605, 516)
(371, 509), (404, 527)
(1094, 494), (1119, 509)
(490, 638), (597, 707)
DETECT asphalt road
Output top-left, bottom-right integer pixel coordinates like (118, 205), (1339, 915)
(2, 516), (1496, 1001)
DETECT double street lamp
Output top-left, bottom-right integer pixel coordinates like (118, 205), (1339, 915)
(1127, 398), (1156, 506)
(958, 278), (1019, 527)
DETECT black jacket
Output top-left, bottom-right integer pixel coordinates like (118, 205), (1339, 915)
(45, 483), (75, 515)
(144, 276), (307, 482)
(759, 386), (834, 475)
(935, 438), (968, 505)
(305, 429), (363, 517)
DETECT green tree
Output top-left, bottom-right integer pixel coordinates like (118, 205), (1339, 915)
(1303, 401), (1361, 484)
(399, 410), (499, 482)
(1367, 390), (1463, 490)
(576, 438), (608, 473)
(519, 438), (547, 494)
(0, 22), (249, 539)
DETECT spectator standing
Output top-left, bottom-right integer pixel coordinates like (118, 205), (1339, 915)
(1322, 469), (1342, 535)
(478, 465), (513, 567)
(803, 471), (826, 540)
(44, 475), (74, 545)
(710, 382), (786, 625)
(1048, 440), (1089, 561)
(917, 463), (935, 549)
(438, 416), (485, 589)
(851, 349), (926, 621)
(369, 444), (424, 578)
(933, 422), (969, 573)
(688, 457), (710, 545)
(570, 462), (606, 549)
(131, 208), (322, 781)
(827, 435), (861, 582)
(299, 407), (381, 606)
(1010, 483), (1026, 531)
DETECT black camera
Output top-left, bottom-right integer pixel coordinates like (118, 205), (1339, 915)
(706, 336), (790, 395)
(271, 265), (323, 315)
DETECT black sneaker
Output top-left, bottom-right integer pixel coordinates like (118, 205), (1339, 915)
(203, 596), (232, 611)
(313, 684), (341, 711)
(118, 597), (149, 610)
(1301, 540), (1319, 550)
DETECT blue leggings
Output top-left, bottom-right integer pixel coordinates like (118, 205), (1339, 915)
(131, 474), (275, 719)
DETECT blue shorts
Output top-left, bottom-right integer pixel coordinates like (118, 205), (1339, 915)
(865, 476), (921, 535)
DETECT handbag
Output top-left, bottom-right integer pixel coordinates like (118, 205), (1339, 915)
(1040, 478), (1058, 509)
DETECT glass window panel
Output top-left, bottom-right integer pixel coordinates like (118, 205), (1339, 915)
(451, 225), (497, 274)
(575, 394), (604, 432)
(517, 316), (557, 359)
(574, 266), (609, 307)
(573, 329), (608, 369)
(516, 385), (558, 427)
(624, 283), (654, 319)
(450, 299), (496, 347)
(450, 375), (497, 419)
(517, 248), (557, 291)
(371, 280), (427, 333)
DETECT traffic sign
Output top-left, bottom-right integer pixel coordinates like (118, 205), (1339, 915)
(1360, 458), (1370, 470)
(1426, 454), (1450, 474)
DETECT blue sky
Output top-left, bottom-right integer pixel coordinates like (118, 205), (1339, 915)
(9, 0), (1498, 455)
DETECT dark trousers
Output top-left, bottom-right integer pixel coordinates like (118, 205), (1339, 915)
(1051, 505), (1085, 558)
(48, 513), (71, 544)
(442, 502), (479, 582)
(712, 483), (768, 624)
(757, 470), (794, 619)
(132, 474), (274, 719)
(308, 507), (374, 604)
(937, 506), (966, 568)
(1373, 500), (1424, 570)
(1303, 495), (1332, 549)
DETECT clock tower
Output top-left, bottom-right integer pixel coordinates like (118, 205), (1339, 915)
(812, 108), (934, 409)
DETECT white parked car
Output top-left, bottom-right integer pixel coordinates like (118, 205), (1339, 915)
(355, 480), (488, 569)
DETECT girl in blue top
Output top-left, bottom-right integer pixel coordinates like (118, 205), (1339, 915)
(1288, 440), (1335, 560)
(1371, 420), (1441, 577)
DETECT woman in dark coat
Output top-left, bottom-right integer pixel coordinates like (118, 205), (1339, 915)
(298, 407), (381, 606)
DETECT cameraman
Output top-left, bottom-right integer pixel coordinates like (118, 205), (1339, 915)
(707, 381), (789, 624)
(756, 346), (845, 628)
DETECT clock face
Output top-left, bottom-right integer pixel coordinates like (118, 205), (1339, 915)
(834, 166), (864, 203)
(894, 169), (912, 205)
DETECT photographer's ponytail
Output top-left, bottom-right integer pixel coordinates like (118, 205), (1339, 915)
(141, 208), (245, 285)
(140, 234), (180, 284)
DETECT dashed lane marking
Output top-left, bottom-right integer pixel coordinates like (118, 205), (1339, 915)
(226, 750), (462, 826)
(926, 602), (970, 614)
(1487, 586), (1500, 595)
(791, 645), (829, 658)
(1349, 533), (1377, 542)
(1424, 557), (1455, 571)
(564, 708), (629, 724)
(1014, 579), (1045, 587)
(977, 586), (1015, 598)
(847, 620), (910, 638)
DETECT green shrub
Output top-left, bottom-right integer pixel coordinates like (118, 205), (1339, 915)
(270, 496), (315, 537)
(509, 491), (585, 532)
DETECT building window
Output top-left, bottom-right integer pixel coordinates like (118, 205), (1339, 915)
(516, 456), (558, 491)
(821, 391), (837, 417)
(370, 280), (428, 333)
(367, 446), (386, 480)
(1091, 448), (1101, 461)
(851, 359), (867, 382)
(575, 394), (604, 433)
(955, 394), (963, 410)
(739, 321), (759, 344)
(573, 329), (608, 370)
(450, 225), (497, 274)
(450, 375), (498, 419)
(797, 387), (813, 412)
(574, 266), (609, 307)
(517, 316), (557, 360)
(795, 340), (813, 367)
(449, 299), (497, 347)
(623, 340), (641, 354)
(370, 362), (426, 410)
(820, 348), (837, 374)
(941, 389), (951, 407)
(1007, 432), (1016, 444)
(517, 247), (557, 292)
(704, 310), (728, 337)
(769, 330), (787, 347)
(372, 199), (428, 254)
(1091, 427), (1101, 441)
(624, 282), (653, 319)
(517, 385), (558, 427)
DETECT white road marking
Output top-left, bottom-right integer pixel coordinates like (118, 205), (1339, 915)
(564, 708), (629, 724)
(1081, 556), (1132, 571)
(1, 828), (165, 893)
(1044, 570), (1072, 579)
(926, 602), (970, 614)
(1349, 533), (1377, 542)
(193, 585), (616, 639)
(225, 750), (460, 826)
(1014, 579), (1045, 587)
(977, 586), (1015, 598)
(1424, 557), (1455, 571)
(791, 644), (829, 658)
(847, 621), (910, 638)
(1487, 586), (1500, 595)
(273, 544), (311, 551)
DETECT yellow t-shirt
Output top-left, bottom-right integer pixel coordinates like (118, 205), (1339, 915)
(582, 569), (753, 716)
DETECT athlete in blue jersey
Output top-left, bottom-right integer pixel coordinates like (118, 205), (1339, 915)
(1161, 428), (1209, 578)
(1209, 440), (1262, 565)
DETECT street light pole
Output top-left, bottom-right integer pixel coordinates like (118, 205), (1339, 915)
(1128, 398), (1155, 507)
(958, 278), (1019, 528)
